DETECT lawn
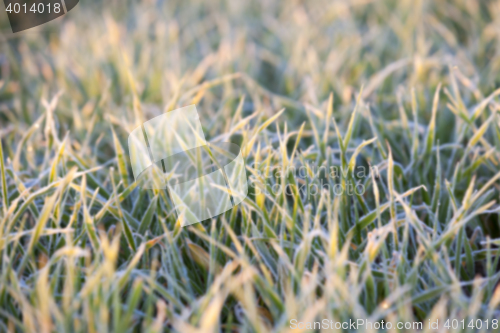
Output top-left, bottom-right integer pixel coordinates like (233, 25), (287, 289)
(1, 0), (500, 332)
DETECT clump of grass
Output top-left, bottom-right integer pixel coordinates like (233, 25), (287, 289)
(1, 0), (500, 332)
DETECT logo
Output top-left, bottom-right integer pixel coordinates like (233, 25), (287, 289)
(127, 105), (248, 226)
(3, 0), (79, 33)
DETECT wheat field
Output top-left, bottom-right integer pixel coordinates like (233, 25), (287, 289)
(1, 0), (500, 332)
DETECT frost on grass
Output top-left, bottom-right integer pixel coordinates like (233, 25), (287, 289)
(0, 1), (500, 332)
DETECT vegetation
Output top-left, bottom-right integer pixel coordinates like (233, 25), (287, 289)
(0, 0), (500, 331)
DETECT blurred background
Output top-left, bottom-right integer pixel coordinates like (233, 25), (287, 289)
(1, 0), (495, 142)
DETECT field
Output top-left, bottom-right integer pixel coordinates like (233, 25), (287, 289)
(1, 0), (500, 332)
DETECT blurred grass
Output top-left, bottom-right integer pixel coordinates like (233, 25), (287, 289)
(1, 0), (500, 332)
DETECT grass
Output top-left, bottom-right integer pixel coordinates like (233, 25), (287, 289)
(1, 0), (500, 332)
